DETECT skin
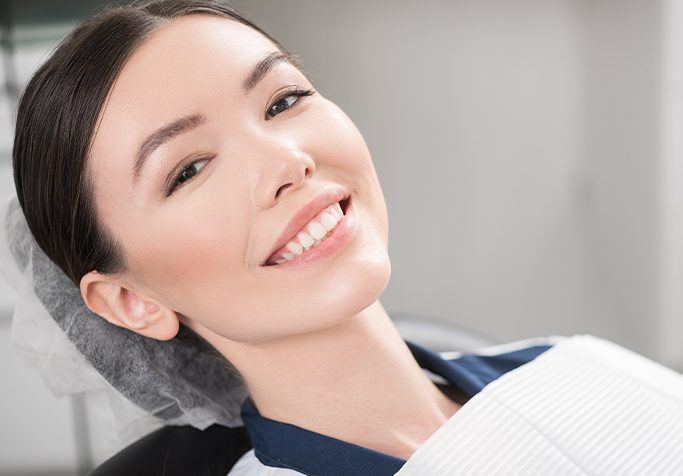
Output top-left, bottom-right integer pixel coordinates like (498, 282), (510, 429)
(80, 14), (462, 461)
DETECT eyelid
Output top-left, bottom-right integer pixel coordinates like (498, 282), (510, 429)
(164, 155), (212, 197)
(264, 85), (315, 120)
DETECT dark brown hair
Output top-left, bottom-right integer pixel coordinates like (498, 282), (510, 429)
(12, 0), (290, 288)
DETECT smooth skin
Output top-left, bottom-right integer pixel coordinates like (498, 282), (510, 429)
(79, 14), (461, 460)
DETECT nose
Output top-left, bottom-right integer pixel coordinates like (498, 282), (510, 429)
(254, 143), (316, 210)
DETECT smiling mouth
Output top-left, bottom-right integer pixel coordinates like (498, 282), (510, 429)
(262, 195), (351, 267)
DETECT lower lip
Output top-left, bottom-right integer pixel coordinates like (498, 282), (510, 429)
(262, 197), (359, 270)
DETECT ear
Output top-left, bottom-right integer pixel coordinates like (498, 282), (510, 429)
(79, 270), (179, 341)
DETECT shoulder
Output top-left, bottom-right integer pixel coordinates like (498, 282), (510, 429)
(228, 449), (307, 476)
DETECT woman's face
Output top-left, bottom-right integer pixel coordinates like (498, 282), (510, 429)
(87, 14), (390, 343)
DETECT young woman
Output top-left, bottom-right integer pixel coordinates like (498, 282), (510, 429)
(10, 1), (683, 474)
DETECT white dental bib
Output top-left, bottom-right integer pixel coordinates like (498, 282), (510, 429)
(395, 334), (683, 475)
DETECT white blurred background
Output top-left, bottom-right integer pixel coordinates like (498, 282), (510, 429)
(1, 0), (681, 474)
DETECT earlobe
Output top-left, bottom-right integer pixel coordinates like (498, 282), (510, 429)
(79, 271), (179, 341)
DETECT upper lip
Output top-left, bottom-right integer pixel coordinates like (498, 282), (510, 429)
(261, 185), (350, 265)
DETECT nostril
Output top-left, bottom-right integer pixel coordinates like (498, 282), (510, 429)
(275, 183), (293, 200)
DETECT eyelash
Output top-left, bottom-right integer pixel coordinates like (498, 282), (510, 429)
(165, 87), (316, 197)
(265, 86), (315, 120)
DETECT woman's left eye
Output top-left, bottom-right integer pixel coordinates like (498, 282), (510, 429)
(266, 87), (315, 119)
(166, 157), (211, 197)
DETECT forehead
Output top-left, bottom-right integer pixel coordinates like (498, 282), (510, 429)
(95, 15), (277, 141)
(102, 13), (277, 116)
(89, 14), (278, 196)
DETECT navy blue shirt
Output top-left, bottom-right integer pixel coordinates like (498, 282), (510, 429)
(240, 337), (555, 476)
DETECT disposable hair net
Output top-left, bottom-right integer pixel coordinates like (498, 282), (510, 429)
(0, 194), (249, 450)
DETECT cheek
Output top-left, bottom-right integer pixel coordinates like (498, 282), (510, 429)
(308, 100), (373, 172)
(129, 193), (249, 306)
(313, 100), (388, 228)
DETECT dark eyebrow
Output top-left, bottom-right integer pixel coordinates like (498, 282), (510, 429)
(132, 113), (207, 186)
(132, 50), (303, 186)
(242, 50), (303, 93)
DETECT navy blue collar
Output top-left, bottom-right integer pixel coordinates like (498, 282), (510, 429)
(240, 338), (553, 476)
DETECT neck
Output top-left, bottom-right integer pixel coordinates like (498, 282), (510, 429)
(200, 300), (461, 461)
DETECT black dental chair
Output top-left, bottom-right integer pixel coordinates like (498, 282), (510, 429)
(89, 313), (499, 475)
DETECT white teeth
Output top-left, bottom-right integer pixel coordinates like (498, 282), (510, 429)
(286, 241), (304, 255)
(297, 231), (315, 248)
(328, 204), (341, 220)
(333, 202), (343, 218)
(271, 201), (347, 264)
(307, 221), (327, 240)
(320, 212), (338, 231)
